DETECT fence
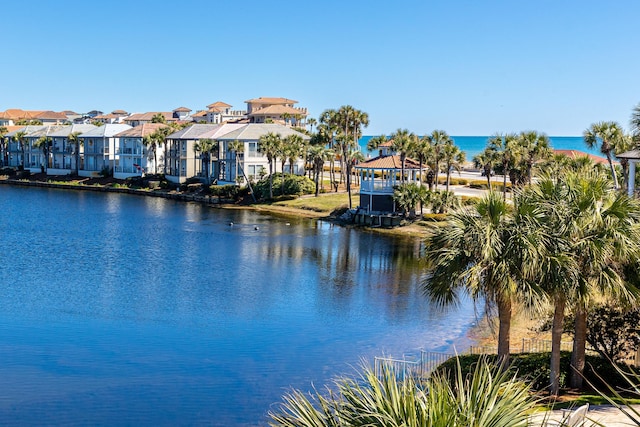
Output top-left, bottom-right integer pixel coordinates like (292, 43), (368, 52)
(373, 337), (631, 381)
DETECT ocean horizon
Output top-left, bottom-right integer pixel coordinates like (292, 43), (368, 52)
(358, 135), (600, 160)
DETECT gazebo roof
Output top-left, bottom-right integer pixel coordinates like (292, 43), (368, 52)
(616, 149), (640, 160)
(355, 155), (424, 170)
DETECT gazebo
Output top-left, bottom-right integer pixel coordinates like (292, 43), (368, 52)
(355, 155), (425, 214)
(615, 149), (640, 196)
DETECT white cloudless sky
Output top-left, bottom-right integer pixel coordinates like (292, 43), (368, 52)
(2, 0), (638, 136)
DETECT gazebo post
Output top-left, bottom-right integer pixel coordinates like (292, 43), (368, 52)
(629, 161), (636, 197)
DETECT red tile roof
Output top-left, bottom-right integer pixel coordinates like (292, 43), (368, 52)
(355, 155), (424, 170)
(553, 149), (613, 165)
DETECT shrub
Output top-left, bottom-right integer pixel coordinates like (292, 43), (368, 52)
(435, 352), (635, 393)
(209, 184), (239, 202)
(253, 174), (314, 200)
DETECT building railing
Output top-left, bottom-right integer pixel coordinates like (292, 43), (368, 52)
(360, 180), (395, 193)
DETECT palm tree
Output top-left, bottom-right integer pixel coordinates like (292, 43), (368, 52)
(14, 131), (28, 169)
(306, 117), (317, 133)
(517, 131), (551, 184)
(284, 134), (305, 176)
(427, 130), (450, 190)
(34, 135), (52, 173)
(631, 102), (640, 142)
(151, 113), (167, 124)
(193, 138), (217, 185)
(441, 139), (465, 193)
(584, 121), (625, 189)
(67, 131), (82, 175)
(366, 134), (388, 155)
(473, 147), (498, 189)
(0, 125), (8, 166)
(228, 140), (256, 203)
(281, 112), (291, 126)
(258, 132), (282, 199)
(143, 133), (159, 174)
(423, 191), (534, 365)
(390, 129), (417, 184)
(335, 105), (369, 208)
(488, 133), (519, 200)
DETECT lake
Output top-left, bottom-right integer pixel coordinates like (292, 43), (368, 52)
(0, 186), (476, 426)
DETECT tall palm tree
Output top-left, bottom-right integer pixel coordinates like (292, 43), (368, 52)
(306, 117), (317, 133)
(281, 112), (291, 126)
(517, 131), (551, 184)
(193, 138), (217, 185)
(0, 125), (8, 166)
(34, 135), (52, 173)
(631, 102), (640, 142)
(14, 131), (28, 169)
(488, 133), (519, 200)
(441, 139), (465, 193)
(366, 134), (388, 155)
(584, 121), (625, 189)
(411, 135), (432, 186)
(319, 110), (339, 190)
(258, 132), (282, 199)
(142, 133), (159, 174)
(473, 147), (498, 189)
(66, 131), (82, 175)
(284, 134), (305, 176)
(390, 129), (417, 184)
(227, 140), (256, 203)
(427, 130), (450, 190)
(423, 191), (536, 365)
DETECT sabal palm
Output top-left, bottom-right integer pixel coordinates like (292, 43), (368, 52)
(193, 138), (217, 185)
(441, 140), (465, 193)
(390, 129), (417, 184)
(631, 102), (640, 142)
(258, 132), (282, 199)
(427, 130), (450, 190)
(14, 131), (28, 168)
(366, 134), (388, 154)
(67, 131), (82, 175)
(142, 133), (159, 174)
(488, 133), (519, 200)
(517, 131), (551, 184)
(0, 126), (7, 166)
(284, 134), (305, 176)
(473, 147), (498, 189)
(34, 135), (52, 172)
(228, 140), (244, 183)
(584, 121), (625, 189)
(423, 191), (526, 365)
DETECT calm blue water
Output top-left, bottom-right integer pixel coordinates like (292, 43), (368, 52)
(359, 135), (598, 160)
(0, 186), (476, 426)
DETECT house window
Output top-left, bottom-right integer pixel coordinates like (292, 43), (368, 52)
(248, 142), (257, 157)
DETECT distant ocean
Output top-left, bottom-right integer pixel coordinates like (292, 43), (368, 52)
(358, 136), (600, 160)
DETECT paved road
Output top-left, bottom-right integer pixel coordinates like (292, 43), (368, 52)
(528, 404), (640, 426)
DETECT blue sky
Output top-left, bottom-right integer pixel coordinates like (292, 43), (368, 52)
(3, 0), (638, 136)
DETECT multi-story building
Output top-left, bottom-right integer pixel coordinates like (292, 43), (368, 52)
(79, 124), (132, 176)
(244, 97), (308, 126)
(113, 123), (169, 178)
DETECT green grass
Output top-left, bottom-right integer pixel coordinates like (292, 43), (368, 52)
(272, 192), (352, 214)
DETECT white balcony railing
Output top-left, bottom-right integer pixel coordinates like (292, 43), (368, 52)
(360, 180), (395, 194)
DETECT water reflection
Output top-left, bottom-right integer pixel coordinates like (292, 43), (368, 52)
(0, 186), (475, 426)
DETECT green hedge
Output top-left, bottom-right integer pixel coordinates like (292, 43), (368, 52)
(254, 174), (315, 199)
(435, 352), (635, 393)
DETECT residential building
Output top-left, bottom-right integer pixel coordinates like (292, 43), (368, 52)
(93, 110), (129, 124)
(192, 101), (247, 124)
(0, 109), (69, 126)
(124, 107), (191, 127)
(48, 124), (98, 174)
(244, 97), (308, 126)
(215, 123), (310, 184)
(79, 124), (132, 177)
(113, 123), (169, 178)
(5, 125), (48, 168)
(164, 123), (244, 183)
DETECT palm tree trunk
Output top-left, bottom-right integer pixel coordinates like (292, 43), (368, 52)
(502, 163), (508, 201)
(445, 165), (451, 193)
(606, 152), (619, 189)
(550, 295), (566, 396)
(569, 303), (587, 390)
(497, 294), (512, 367)
(485, 166), (491, 189)
(434, 160), (439, 190)
(269, 160), (274, 199)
